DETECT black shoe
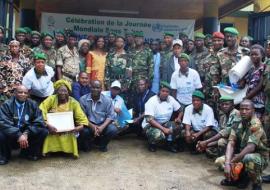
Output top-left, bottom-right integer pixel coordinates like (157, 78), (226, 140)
(0, 159), (8, 165)
(166, 142), (177, 153)
(27, 155), (40, 161)
(262, 175), (270, 183)
(237, 172), (250, 189)
(220, 179), (238, 186)
(99, 146), (108, 152)
(252, 183), (262, 190)
(148, 144), (157, 152)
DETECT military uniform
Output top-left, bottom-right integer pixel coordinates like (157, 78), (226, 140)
(20, 44), (32, 58)
(216, 116), (269, 185)
(217, 46), (245, 85)
(190, 47), (209, 82)
(32, 46), (57, 69)
(0, 43), (8, 59)
(128, 47), (153, 90)
(104, 51), (130, 90)
(56, 45), (80, 82)
(263, 60), (270, 145)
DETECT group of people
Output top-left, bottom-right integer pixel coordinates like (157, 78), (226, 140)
(0, 25), (270, 190)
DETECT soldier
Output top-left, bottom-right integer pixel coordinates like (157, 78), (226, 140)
(104, 36), (130, 92)
(128, 31), (153, 91)
(196, 96), (241, 157)
(142, 81), (182, 153)
(107, 32), (116, 53)
(32, 32), (57, 71)
(160, 32), (174, 73)
(190, 32), (210, 82)
(23, 27), (32, 46)
(14, 28), (32, 58)
(219, 100), (268, 190)
(0, 26), (8, 59)
(204, 34), (213, 49)
(179, 32), (188, 52)
(56, 32), (80, 82)
(124, 32), (135, 53)
(30, 31), (41, 48)
(54, 29), (66, 50)
(217, 27), (245, 85)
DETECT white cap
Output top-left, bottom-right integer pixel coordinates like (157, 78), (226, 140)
(111, 80), (121, 89)
(173, 39), (183, 47)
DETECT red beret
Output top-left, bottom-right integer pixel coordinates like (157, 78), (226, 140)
(212, 32), (224, 39)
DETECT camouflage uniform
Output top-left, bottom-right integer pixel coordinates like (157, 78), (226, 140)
(104, 51), (131, 90)
(160, 46), (173, 67)
(217, 46), (245, 85)
(190, 47), (209, 82)
(32, 46), (57, 69)
(145, 121), (181, 145)
(263, 59), (270, 145)
(56, 45), (80, 82)
(0, 54), (31, 96)
(216, 116), (269, 184)
(0, 43), (8, 59)
(128, 47), (153, 90)
(20, 44), (32, 58)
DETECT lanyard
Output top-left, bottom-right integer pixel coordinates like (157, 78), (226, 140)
(17, 104), (25, 128)
(139, 90), (149, 114)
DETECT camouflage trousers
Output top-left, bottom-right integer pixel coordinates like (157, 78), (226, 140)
(263, 111), (270, 146)
(145, 121), (181, 145)
(215, 154), (269, 184)
(205, 137), (228, 158)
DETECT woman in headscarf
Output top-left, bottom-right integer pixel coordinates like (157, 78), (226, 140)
(39, 79), (89, 158)
(78, 39), (90, 72)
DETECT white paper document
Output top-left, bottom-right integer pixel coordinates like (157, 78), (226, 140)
(47, 112), (75, 132)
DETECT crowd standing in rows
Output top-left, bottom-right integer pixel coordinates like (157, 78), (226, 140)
(0, 25), (270, 190)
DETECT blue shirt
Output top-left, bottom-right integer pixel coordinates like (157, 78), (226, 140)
(151, 52), (161, 94)
(71, 82), (91, 101)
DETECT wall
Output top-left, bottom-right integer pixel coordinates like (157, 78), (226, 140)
(220, 16), (248, 37)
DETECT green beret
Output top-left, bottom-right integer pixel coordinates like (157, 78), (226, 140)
(192, 90), (205, 100)
(178, 53), (190, 62)
(34, 52), (47, 60)
(15, 28), (27, 34)
(224, 27), (239, 36)
(55, 29), (65, 36)
(179, 32), (188, 37)
(219, 95), (234, 102)
(205, 34), (212, 38)
(133, 31), (144, 37)
(41, 32), (54, 39)
(108, 32), (116, 36)
(31, 31), (41, 37)
(68, 31), (77, 38)
(23, 27), (32, 34)
(164, 32), (174, 37)
(194, 32), (205, 39)
(160, 81), (171, 90)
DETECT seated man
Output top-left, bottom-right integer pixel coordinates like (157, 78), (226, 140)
(219, 100), (268, 190)
(80, 80), (118, 152)
(102, 80), (131, 130)
(142, 81), (182, 152)
(196, 95), (241, 157)
(0, 85), (48, 165)
(71, 72), (91, 101)
(181, 90), (218, 154)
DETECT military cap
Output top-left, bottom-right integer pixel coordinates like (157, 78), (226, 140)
(31, 31), (41, 37)
(160, 81), (171, 90)
(108, 32), (116, 36)
(219, 95), (234, 102)
(33, 52), (47, 60)
(41, 32), (54, 39)
(205, 34), (212, 38)
(224, 27), (239, 36)
(55, 29), (65, 36)
(178, 53), (190, 62)
(164, 32), (174, 37)
(23, 27), (32, 34)
(68, 31), (77, 38)
(194, 32), (205, 39)
(192, 90), (205, 100)
(133, 31), (144, 37)
(15, 28), (27, 34)
(212, 32), (224, 39)
(179, 32), (188, 37)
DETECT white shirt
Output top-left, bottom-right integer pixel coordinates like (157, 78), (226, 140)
(174, 56), (180, 71)
(142, 95), (181, 128)
(170, 68), (202, 105)
(22, 66), (54, 97)
(182, 103), (218, 132)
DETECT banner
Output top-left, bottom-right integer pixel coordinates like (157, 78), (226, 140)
(41, 12), (195, 42)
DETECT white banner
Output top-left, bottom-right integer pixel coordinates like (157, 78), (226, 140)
(41, 12), (195, 42)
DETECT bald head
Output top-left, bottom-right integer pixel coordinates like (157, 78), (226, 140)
(15, 85), (29, 102)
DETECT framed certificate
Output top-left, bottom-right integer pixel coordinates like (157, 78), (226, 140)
(47, 112), (75, 132)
